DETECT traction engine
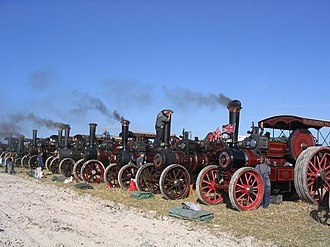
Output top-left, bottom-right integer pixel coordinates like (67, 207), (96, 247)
(135, 114), (224, 200)
(103, 119), (155, 188)
(196, 100), (330, 211)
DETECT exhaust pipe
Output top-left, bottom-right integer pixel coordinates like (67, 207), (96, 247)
(32, 130), (37, 147)
(121, 119), (130, 150)
(227, 100), (242, 146)
(64, 125), (70, 148)
(89, 123), (97, 147)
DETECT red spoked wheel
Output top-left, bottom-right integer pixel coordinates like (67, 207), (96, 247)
(28, 155), (38, 170)
(73, 159), (85, 182)
(45, 156), (54, 172)
(135, 163), (160, 194)
(229, 167), (264, 211)
(159, 164), (191, 200)
(103, 164), (120, 188)
(21, 155), (29, 168)
(118, 164), (138, 189)
(80, 160), (105, 183)
(49, 157), (60, 174)
(294, 146), (330, 204)
(59, 158), (75, 177)
(196, 165), (226, 205)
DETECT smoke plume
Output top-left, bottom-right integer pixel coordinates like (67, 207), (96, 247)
(9, 113), (68, 130)
(28, 68), (55, 89)
(0, 121), (23, 139)
(162, 86), (232, 109)
(73, 91), (125, 122)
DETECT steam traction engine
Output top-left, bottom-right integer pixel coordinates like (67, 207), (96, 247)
(78, 123), (116, 183)
(135, 114), (224, 200)
(49, 125), (84, 175)
(103, 119), (155, 188)
(196, 100), (330, 211)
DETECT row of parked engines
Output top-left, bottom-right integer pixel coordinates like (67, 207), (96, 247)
(1, 99), (329, 211)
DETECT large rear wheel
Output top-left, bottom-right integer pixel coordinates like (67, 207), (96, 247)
(49, 157), (60, 174)
(28, 155), (38, 170)
(135, 163), (160, 193)
(159, 164), (190, 200)
(118, 164), (138, 189)
(294, 146), (330, 204)
(80, 160), (105, 183)
(72, 159), (85, 182)
(21, 155), (29, 168)
(103, 164), (120, 188)
(229, 167), (264, 211)
(196, 165), (226, 205)
(59, 158), (75, 177)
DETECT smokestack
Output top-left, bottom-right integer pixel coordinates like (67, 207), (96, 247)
(32, 130), (37, 147)
(8, 134), (13, 147)
(163, 111), (172, 148)
(18, 135), (25, 151)
(57, 129), (63, 148)
(64, 125), (70, 148)
(121, 119), (130, 150)
(89, 123), (97, 147)
(227, 100), (242, 146)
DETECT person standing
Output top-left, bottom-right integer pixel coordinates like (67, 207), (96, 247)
(7, 153), (15, 175)
(136, 153), (145, 168)
(154, 109), (172, 148)
(255, 156), (271, 208)
(3, 154), (8, 173)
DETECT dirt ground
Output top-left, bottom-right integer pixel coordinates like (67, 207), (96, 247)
(0, 172), (274, 247)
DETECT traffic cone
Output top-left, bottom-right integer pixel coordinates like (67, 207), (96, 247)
(106, 183), (112, 189)
(129, 178), (137, 191)
(189, 184), (194, 196)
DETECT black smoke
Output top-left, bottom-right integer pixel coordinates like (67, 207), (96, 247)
(0, 121), (23, 139)
(162, 86), (232, 109)
(72, 91), (125, 122)
(9, 113), (68, 130)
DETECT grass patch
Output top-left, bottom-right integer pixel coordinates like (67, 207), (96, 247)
(15, 167), (329, 247)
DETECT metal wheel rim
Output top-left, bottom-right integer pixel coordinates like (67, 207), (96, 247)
(59, 158), (75, 177)
(104, 164), (120, 188)
(196, 165), (225, 205)
(159, 164), (191, 200)
(294, 146), (330, 204)
(118, 164), (138, 189)
(81, 160), (105, 183)
(229, 167), (264, 211)
(73, 159), (85, 182)
(135, 163), (160, 193)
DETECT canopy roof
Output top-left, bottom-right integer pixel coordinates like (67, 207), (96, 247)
(258, 115), (330, 130)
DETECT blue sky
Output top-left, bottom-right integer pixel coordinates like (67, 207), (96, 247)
(0, 0), (329, 141)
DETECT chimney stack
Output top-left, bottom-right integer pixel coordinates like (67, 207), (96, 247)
(89, 123), (97, 147)
(32, 130), (37, 147)
(121, 119), (130, 150)
(64, 125), (70, 148)
(227, 100), (242, 146)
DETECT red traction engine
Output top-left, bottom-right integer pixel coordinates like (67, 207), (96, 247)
(135, 115), (223, 200)
(196, 100), (330, 211)
(103, 119), (155, 188)
(77, 123), (117, 183)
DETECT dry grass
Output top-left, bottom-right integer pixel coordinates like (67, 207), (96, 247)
(16, 168), (329, 247)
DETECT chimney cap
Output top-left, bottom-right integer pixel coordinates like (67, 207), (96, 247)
(227, 100), (242, 111)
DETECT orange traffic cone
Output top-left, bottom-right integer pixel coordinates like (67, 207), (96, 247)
(106, 183), (112, 189)
(129, 178), (137, 191)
